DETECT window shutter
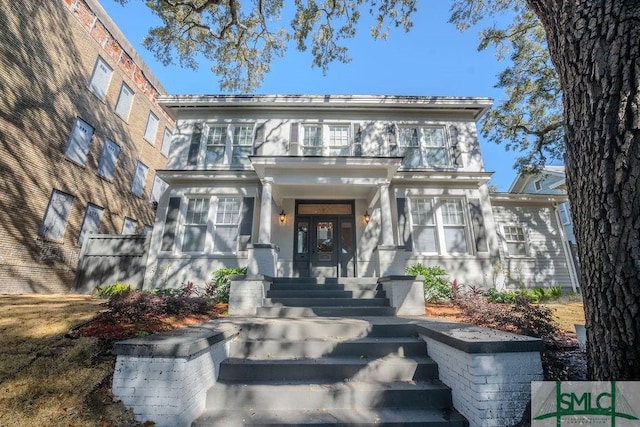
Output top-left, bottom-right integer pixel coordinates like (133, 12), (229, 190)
(396, 197), (412, 250)
(254, 123), (266, 144)
(387, 123), (397, 156)
(187, 123), (203, 165)
(449, 126), (464, 168)
(64, 118), (93, 165)
(290, 123), (299, 144)
(238, 197), (254, 251)
(353, 123), (362, 156)
(161, 197), (181, 251)
(469, 198), (488, 252)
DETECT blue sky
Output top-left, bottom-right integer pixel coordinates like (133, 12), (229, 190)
(100, 0), (522, 190)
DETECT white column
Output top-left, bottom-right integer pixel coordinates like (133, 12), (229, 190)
(379, 183), (394, 246)
(259, 178), (273, 243)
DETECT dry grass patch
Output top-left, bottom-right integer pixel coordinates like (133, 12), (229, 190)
(542, 298), (586, 333)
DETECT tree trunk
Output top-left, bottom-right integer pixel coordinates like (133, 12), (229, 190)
(526, 0), (640, 379)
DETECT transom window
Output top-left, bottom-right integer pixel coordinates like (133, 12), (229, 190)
(182, 198), (209, 252)
(503, 225), (528, 256)
(397, 126), (450, 168)
(409, 197), (469, 255)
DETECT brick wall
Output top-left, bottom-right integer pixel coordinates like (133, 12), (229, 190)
(0, 0), (173, 293)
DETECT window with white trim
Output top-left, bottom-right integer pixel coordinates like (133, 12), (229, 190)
(397, 126), (450, 168)
(78, 204), (103, 245)
(182, 198), (209, 252)
(558, 202), (571, 225)
(39, 190), (74, 241)
(143, 112), (159, 144)
(122, 217), (137, 235)
(114, 83), (133, 120)
(534, 179), (543, 192)
(96, 138), (120, 180)
(213, 197), (241, 253)
(327, 125), (350, 155)
(203, 123), (254, 166)
(87, 57), (112, 100)
(150, 174), (168, 203)
(161, 128), (172, 156)
(409, 197), (469, 255)
(131, 161), (148, 197)
(64, 118), (94, 166)
(301, 125), (322, 155)
(503, 225), (528, 256)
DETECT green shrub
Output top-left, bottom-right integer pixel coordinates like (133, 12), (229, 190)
(485, 286), (563, 304)
(206, 267), (248, 303)
(405, 264), (450, 303)
(94, 281), (131, 297)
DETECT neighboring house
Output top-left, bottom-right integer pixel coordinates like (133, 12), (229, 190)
(143, 95), (579, 292)
(0, 0), (173, 293)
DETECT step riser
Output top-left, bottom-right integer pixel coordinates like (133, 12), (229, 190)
(269, 284), (382, 291)
(238, 322), (417, 340)
(267, 290), (386, 298)
(263, 298), (390, 307)
(256, 307), (397, 317)
(218, 361), (438, 382)
(206, 385), (452, 411)
(271, 278), (379, 285)
(230, 340), (426, 358)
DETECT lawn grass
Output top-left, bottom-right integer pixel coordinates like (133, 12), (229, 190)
(542, 297), (586, 333)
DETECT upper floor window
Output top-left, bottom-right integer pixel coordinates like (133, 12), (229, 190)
(327, 125), (350, 155)
(64, 117), (94, 166)
(39, 190), (74, 241)
(161, 128), (172, 156)
(397, 126), (450, 168)
(131, 161), (148, 197)
(87, 57), (112, 100)
(114, 83), (134, 120)
(534, 179), (543, 192)
(202, 123), (254, 167)
(144, 112), (159, 144)
(558, 202), (571, 225)
(301, 125), (322, 155)
(150, 174), (168, 204)
(300, 124), (353, 156)
(96, 138), (120, 180)
(408, 197), (469, 255)
(503, 225), (528, 256)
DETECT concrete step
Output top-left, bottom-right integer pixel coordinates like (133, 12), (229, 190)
(269, 283), (382, 291)
(263, 298), (390, 307)
(229, 337), (427, 359)
(217, 355), (438, 382)
(234, 318), (418, 340)
(266, 289), (386, 298)
(205, 380), (453, 411)
(255, 306), (397, 317)
(192, 407), (467, 427)
(272, 278), (380, 286)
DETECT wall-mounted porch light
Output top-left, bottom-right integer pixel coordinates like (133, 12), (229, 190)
(279, 210), (286, 223)
(363, 211), (370, 224)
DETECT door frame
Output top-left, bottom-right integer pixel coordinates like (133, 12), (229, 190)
(293, 200), (357, 277)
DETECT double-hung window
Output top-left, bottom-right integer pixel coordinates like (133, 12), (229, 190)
(327, 125), (350, 156)
(503, 225), (528, 256)
(301, 125), (322, 155)
(182, 198), (209, 252)
(213, 197), (241, 253)
(231, 125), (253, 164)
(205, 126), (227, 166)
(409, 197), (469, 255)
(397, 126), (450, 168)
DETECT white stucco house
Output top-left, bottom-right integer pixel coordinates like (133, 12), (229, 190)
(142, 95), (579, 292)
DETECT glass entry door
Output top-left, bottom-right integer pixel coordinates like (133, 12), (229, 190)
(294, 213), (356, 278)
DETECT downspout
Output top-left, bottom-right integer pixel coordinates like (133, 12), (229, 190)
(553, 203), (579, 293)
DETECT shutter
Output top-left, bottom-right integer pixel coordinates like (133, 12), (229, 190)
(469, 198), (488, 252)
(65, 118), (93, 165)
(290, 123), (299, 143)
(449, 126), (464, 168)
(187, 123), (203, 165)
(396, 197), (412, 250)
(353, 123), (362, 156)
(237, 197), (254, 251)
(254, 123), (266, 144)
(387, 123), (397, 156)
(161, 197), (181, 251)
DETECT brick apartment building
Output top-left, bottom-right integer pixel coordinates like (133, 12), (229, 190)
(0, 0), (174, 293)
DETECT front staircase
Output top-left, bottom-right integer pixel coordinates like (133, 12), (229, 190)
(192, 277), (468, 426)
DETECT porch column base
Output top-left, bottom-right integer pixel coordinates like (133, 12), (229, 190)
(246, 243), (279, 277)
(228, 275), (273, 316)
(379, 276), (425, 315)
(375, 245), (405, 276)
